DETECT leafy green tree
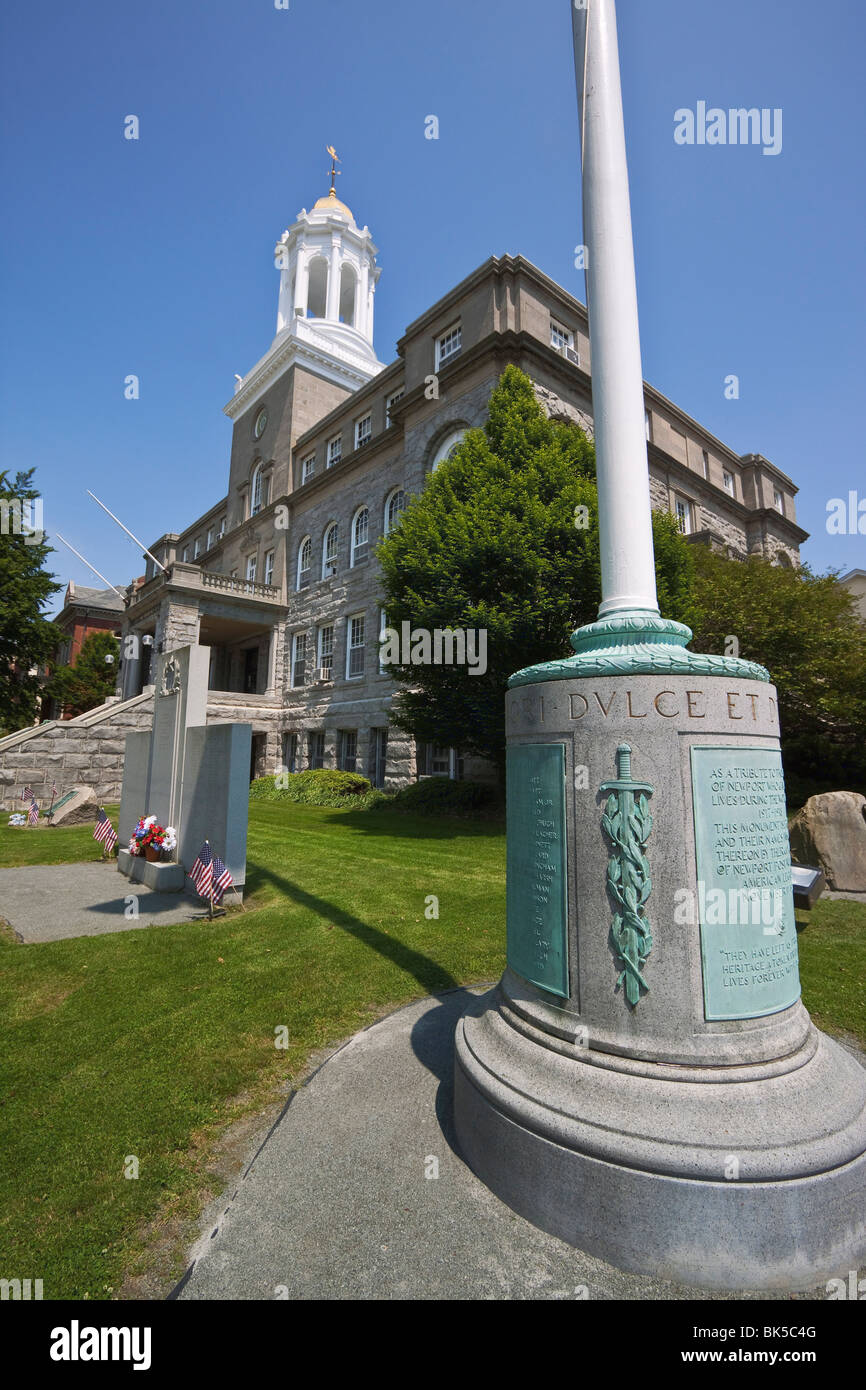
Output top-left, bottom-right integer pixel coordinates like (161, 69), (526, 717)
(689, 548), (866, 797)
(45, 630), (120, 720)
(0, 469), (61, 733)
(377, 365), (696, 778)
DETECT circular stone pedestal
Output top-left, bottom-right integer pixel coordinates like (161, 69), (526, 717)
(454, 667), (866, 1289)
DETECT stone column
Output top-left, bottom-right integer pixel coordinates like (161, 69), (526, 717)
(294, 249), (310, 319)
(326, 237), (341, 321)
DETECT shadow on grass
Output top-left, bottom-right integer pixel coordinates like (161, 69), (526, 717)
(317, 807), (506, 841)
(247, 862), (460, 996)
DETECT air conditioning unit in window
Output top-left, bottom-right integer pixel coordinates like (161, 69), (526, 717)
(562, 346), (580, 366)
(324, 562), (337, 577)
(314, 668), (333, 683)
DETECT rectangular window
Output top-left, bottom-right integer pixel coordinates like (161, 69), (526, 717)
(386, 389), (404, 427)
(302, 454), (316, 483)
(675, 497), (692, 536)
(723, 470), (736, 497)
(193, 537), (202, 559)
(701, 449), (710, 479)
(309, 731), (325, 770)
(355, 414), (372, 449)
(283, 732), (298, 775)
(264, 549), (274, 587)
(418, 742), (463, 780)
(291, 633), (307, 688)
(318, 624), (334, 676)
(347, 614), (366, 679)
(368, 728), (388, 788)
(338, 729), (358, 773)
(182, 546), (190, 563)
(378, 608), (389, 674)
(327, 435), (342, 468)
(435, 323), (462, 369)
(644, 408), (652, 442)
(218, 516), (226, 538)
(774, 488), (785, 515)
(206, 527), (215, 550)
(246, 553), (257, 582)
(550, 320), (573, 352)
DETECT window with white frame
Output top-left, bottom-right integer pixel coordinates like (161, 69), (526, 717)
(773, 488), (785, 515)
(206, 527), (214, 550)
(318, 624), (334, 676)
(291, 632), (307, 688)
(193, 537), (202, 559)
(644, 408), (652, 442)
(431, 429), (466, 472)
(418, 742), (464, 780)
(378, 608), (389, 674)
(385, 488), (407, 534)
(327, 435), (342, 468)
(246, 553), (258, 582)
(355, 414), (372, 450)
(182, 545), (190, 563)
(351, 506), (369, 566)
(322, 523), (339, 578)
(251, 463), (264, 516)
(347, 613), (365, 678)
(550, 320), (575, 356)
(674, 497), (692, 535)
(218, 516), (226, 538)
(302, 454), (316, 483)
(386, 389), (404, 427)
(297, 536), (311, 590)
(723, 470), (736, 497)
(264, 549), (274, 587)
(338, 729), (358, 772)
(435, 323), (462, 369)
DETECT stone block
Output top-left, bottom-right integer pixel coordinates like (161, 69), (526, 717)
(789, 791), (866, 892)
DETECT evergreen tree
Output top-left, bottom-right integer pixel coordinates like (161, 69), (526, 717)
(45, 630), (120, 720)
(377, 366), (696, 777)
(0, 469), (61, 733)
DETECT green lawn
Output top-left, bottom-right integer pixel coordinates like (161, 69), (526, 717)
(0, 801), (862, 1300)
(0, 801), (506, 1299)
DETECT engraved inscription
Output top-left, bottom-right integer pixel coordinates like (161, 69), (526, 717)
(692, 746), (800, 1021)
(506, 744), (569, 999)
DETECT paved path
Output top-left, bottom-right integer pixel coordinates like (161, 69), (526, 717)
(174, 988), (857, 1301)
(0, 862), (209, 942)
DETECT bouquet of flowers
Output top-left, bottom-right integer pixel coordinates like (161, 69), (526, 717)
(128, 815), (178, 858)
(7, 813), (26, 827)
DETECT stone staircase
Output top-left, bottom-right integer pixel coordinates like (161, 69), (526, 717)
(0, 690), (156, 810)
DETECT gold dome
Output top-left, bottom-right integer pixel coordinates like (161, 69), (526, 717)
(312, 188), (354, 220)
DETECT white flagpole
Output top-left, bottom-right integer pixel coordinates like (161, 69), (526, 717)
(54, 534), (127, 599)
(572, 0), (659, 620)
(86, 491), (167, 573)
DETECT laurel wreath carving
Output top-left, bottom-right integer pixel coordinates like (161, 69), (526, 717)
(601, 788), (654, 1006)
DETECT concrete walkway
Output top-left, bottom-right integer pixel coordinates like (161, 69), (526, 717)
(0, 862), (209, 942)
(173, 988), (856, 1301)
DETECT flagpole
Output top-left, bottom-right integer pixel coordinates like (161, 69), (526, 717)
(572, 0), (659, 620)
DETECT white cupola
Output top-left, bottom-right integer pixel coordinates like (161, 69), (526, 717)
(274, 154), (381, 371)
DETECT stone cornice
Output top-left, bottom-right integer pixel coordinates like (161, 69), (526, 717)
(224, 325), (384, 422)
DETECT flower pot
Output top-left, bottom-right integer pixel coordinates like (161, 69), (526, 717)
(144, 845), (162, 863)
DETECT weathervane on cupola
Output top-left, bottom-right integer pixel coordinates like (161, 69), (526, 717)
(326, 145), (341, 199)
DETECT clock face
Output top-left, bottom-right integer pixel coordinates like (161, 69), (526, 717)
(253, 407), (268, 440)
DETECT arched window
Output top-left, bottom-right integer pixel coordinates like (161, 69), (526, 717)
(296, 536), (311, 590)
(339, 264), (357, 325)
(307, 257), (328, 318)
(351, 506), (369, 566)
(251, 463), (269, 516)
(431, 428), (467, 472)
(384, 488), (407, 534)
(322, 523), (339, 579)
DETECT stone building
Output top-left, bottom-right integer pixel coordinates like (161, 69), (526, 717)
(116, 177), (808, 791)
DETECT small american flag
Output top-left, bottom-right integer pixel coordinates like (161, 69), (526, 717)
(93, 809), (118, 851)
(211, 855), (234, 905)
(27, 799), (39, 826)
(21, 786), (33, 802)
(189, 842), (213, 898)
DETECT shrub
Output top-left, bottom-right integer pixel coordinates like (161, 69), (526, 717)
(378, 776), (504, 819)
(249, 769), (386, 809)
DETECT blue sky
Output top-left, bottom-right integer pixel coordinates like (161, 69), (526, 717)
(1, 0), (863, 613)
